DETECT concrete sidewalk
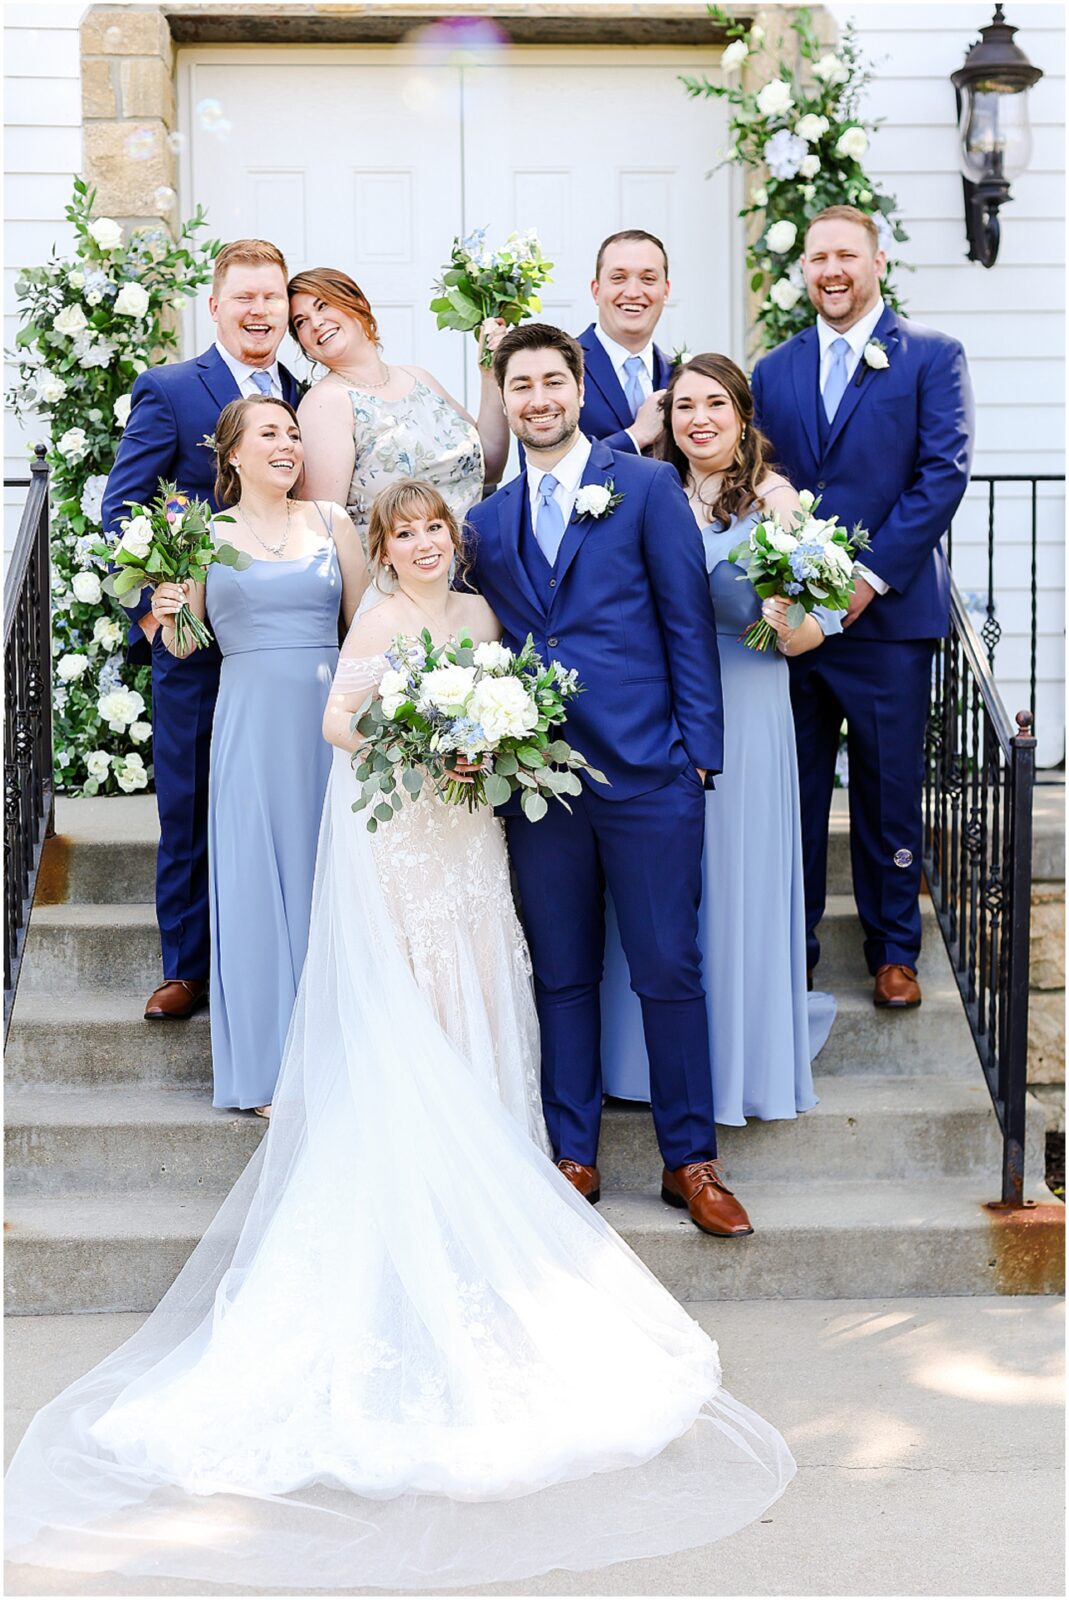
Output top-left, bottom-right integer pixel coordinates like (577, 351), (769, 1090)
(5, 1297), (1064, 1598)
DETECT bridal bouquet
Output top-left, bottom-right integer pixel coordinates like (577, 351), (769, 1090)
(430, 227), (553, 366)
(351, 631), (606, 829)
(92, 479), (249, 654)
(729, 490), (870, 652)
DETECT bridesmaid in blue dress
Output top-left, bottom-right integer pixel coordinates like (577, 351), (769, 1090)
(151, 396), (365, 1113)
(601, 355), (835, 1124)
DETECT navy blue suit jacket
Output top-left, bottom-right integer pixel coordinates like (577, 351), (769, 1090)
(576, 323), (672, 454)
(101, 346), (300, 660)
(751, 306), (974, 641)
(467, 437), (723, 797)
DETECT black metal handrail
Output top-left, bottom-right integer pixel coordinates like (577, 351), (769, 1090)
(4, 446), (54, 1036)
(923, 574), (1036, 1206)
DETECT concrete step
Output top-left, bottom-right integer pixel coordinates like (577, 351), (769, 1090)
(6, 1078), (1045, 1195)
(6, 1177), (1062, 1315)
(5, 992), (212, 1087)
(20, 905), (162, 995)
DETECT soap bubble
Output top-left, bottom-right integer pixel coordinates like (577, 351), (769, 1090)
(166, 131), (186, 154)
(401, 74), (440, 115)
(104, 24), (123, 49)
(154, 185), (176, 212)
(124, 127), (158, 161)
(196, 98), (225, 130)
(410, 16), (508, 65)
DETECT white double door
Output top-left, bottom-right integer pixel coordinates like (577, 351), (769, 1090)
(180, 45), (736, 416)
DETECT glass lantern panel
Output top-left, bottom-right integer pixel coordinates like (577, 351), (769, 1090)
(958, 84), (1034, 183)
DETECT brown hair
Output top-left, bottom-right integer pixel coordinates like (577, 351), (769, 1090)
(366, 479), (469, 592)
(657, 354), (779, 527)
(287, 266), (380, 350)
(491, 322), (584, 392)
(213, 396), (300, 508)
(804, 205), (881, 252)
(594, 228), (670, 279)
(211, 238), (288, 298)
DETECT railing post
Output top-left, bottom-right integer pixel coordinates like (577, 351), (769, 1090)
(1001, 709), (1036, 1206)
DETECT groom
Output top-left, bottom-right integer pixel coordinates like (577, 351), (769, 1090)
(468, 323), (752, 1238)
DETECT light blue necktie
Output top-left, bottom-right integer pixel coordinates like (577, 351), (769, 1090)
(250, 370), (273, 396)
(534, 473), (566, 567)
(822, 337), (850, 423)
(622, 355), (646, 420)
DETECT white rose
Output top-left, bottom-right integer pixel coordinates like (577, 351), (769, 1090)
(765, 220), (798, 254)
(857, 188), (873, 205)
(113, 393), (132, 428)
(756, 79), (794, 118)
(57, 427), (89, 461)
(118, 515), (153, 560)
(88, 216), (123, 252)
(417, 664), (476, 714)
(68, 270), (85, 289)
(836, 126), (869, 162)
(129, 721), (152, 744)
(795, 114), (830, 144)
(813, 53), (849, 86)
(864, 341), (890, 371)
(93, 616), (124, 651)
(751, 184), (769, 208)
(802, 184), (816, 202)
(172, 293), (189, 311)
(85, 750), (111, 782)
(122, 751), (146, 773)
(378, 667), (412, 719)
(115, 760), (149, 793)
(98, 687), (146, 731)
(798, 489), (816, 513)
(799, 153), (821, 179)
(53, 303), (88, 338)
(720, 38), (749, 71)
(769, 278), (803, 312)
(57, 653), (90, 683)
(468, 677), (539, 744)
(472, 641), (514, 672)
(114, 281), (150, 319)
(767, 526), (799, 554)
(36, 372), (67, 404)
(72, 571), (103, 605)
(574, 483), (613, 518)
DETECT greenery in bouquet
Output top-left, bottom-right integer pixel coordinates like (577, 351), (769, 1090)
(351, 631), (607, 829)
(5, 178), (219, 794)
(92, 481), (250, 656)
(431, 227), (553, 366)
(729, 490), (870, 651)
(682, 6), (909, 350)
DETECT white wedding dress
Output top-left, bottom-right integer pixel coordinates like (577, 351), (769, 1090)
(5, 657), (794, 1591)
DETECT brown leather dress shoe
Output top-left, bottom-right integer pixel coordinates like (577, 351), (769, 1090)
(873, 963), (922, 1008)
(556, 1159), (601, 1205)
(662, 1161), (754, 1238)
(144, 979), (207, 1021)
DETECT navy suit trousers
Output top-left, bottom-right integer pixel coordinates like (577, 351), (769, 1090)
(506, 768), (716, 1169)
(789, 634), (936, 974)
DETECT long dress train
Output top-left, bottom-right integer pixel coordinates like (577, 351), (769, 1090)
(5, 658), (794, 1591)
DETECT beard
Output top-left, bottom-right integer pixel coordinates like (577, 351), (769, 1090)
(513, 409), (580, 453)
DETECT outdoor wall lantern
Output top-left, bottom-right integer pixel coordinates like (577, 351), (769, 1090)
(951, 4), (1043, 267)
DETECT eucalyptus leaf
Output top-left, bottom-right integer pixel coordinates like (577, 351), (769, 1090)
(520, 789), (548, 823)
(482, 773), (512, 807)
(494, 751), (518, 777)
(402, 767), (423, 796)
(374, 802), (393, 824)
(786, 602), (806, 628)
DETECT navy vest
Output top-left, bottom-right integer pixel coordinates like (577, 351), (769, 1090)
(517, 484), (558, 611)
(816, 358), (831, 456)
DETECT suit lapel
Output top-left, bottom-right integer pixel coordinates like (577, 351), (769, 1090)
(197, 346), (241, 414)
(653, 342), (673, 389)
(495, 475), (543, 617)
(791, 325), (822, 466)
(553, 438), (615, 589)
(579, 326), (633, 431)
(280, 362), (300, 409)
(825, 304), (900, 454)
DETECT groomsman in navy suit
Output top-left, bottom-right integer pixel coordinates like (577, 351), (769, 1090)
(575, 229), (674, 453)
(752, 206), (974, 1009)
(102, 239), (300, 1020)
(469, 323), (752, 1238)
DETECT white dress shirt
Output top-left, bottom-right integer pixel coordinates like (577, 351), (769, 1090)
(526, 432), (593, 531)
(816, 298), (889, 595)
(214, 340), (283, 400)
(593, 322), (655, 402)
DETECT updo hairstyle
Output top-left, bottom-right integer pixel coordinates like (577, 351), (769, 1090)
(366, 479), (469, 592)
(213, 395), (301, 508)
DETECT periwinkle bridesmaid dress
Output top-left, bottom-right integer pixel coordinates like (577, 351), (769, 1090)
(601, 508), (836, 1125)
(206, 522), (341, 1109)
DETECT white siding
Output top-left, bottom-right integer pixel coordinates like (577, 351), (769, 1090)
(3, 2), (84, 559)
(830, 2), (1065, 763)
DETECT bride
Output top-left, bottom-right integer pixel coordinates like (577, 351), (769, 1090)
(5, 480), (794, 1592)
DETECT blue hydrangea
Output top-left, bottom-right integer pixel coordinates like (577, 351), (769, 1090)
(84, 270), (116, 299)
(784, 580), (804, 596)
(763, 129), (807, 180)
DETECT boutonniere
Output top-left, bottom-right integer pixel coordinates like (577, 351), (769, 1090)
(671, 342), (693, 366)
(574, 480), (624, 520)
(198, 432), (217, 452)
(861, 339), (890, 372)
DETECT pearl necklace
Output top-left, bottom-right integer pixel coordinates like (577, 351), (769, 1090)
(334, 360), (391, 391)
(238, 498), (292, 559)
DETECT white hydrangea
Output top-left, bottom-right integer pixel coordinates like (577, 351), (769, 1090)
(98, 687), (146, 732)
(770, 278), (803, 312)
(417, 664), (476, 714)
(85, 750), (111, 782)
(720, 38), (748, 71)
(72, 571), (103, 605)
(836, 126), (869, 161)
(92, 616), (124, 652)
(113, 393), (132, 428)
(88, 216), (124, 252)
(468, 676), (539, 744)
(128, 721), (152, 744)
(799, 153), (822, 179)
(118, 515), (153, 560)
(795, 114), (830, 144)
(766, 220), (798, 254)
(756, 78), (794, 118)
(80, 474), (109, 525)
(53, 303), (88, 338)
(472, 640), (514, 672)
(57, 427), (89, 461)
(813, 53), (849, 86)
(77, 338), (117, 370)
(36, 372), (67, 404)
(57, 653), (90, 683)
(763, 128), (807, 180)
(114, 281), (150, 319)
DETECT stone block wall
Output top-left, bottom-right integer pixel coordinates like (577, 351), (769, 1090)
(1029, 880), (1065, 1134)
(81, 6), (176, 230)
